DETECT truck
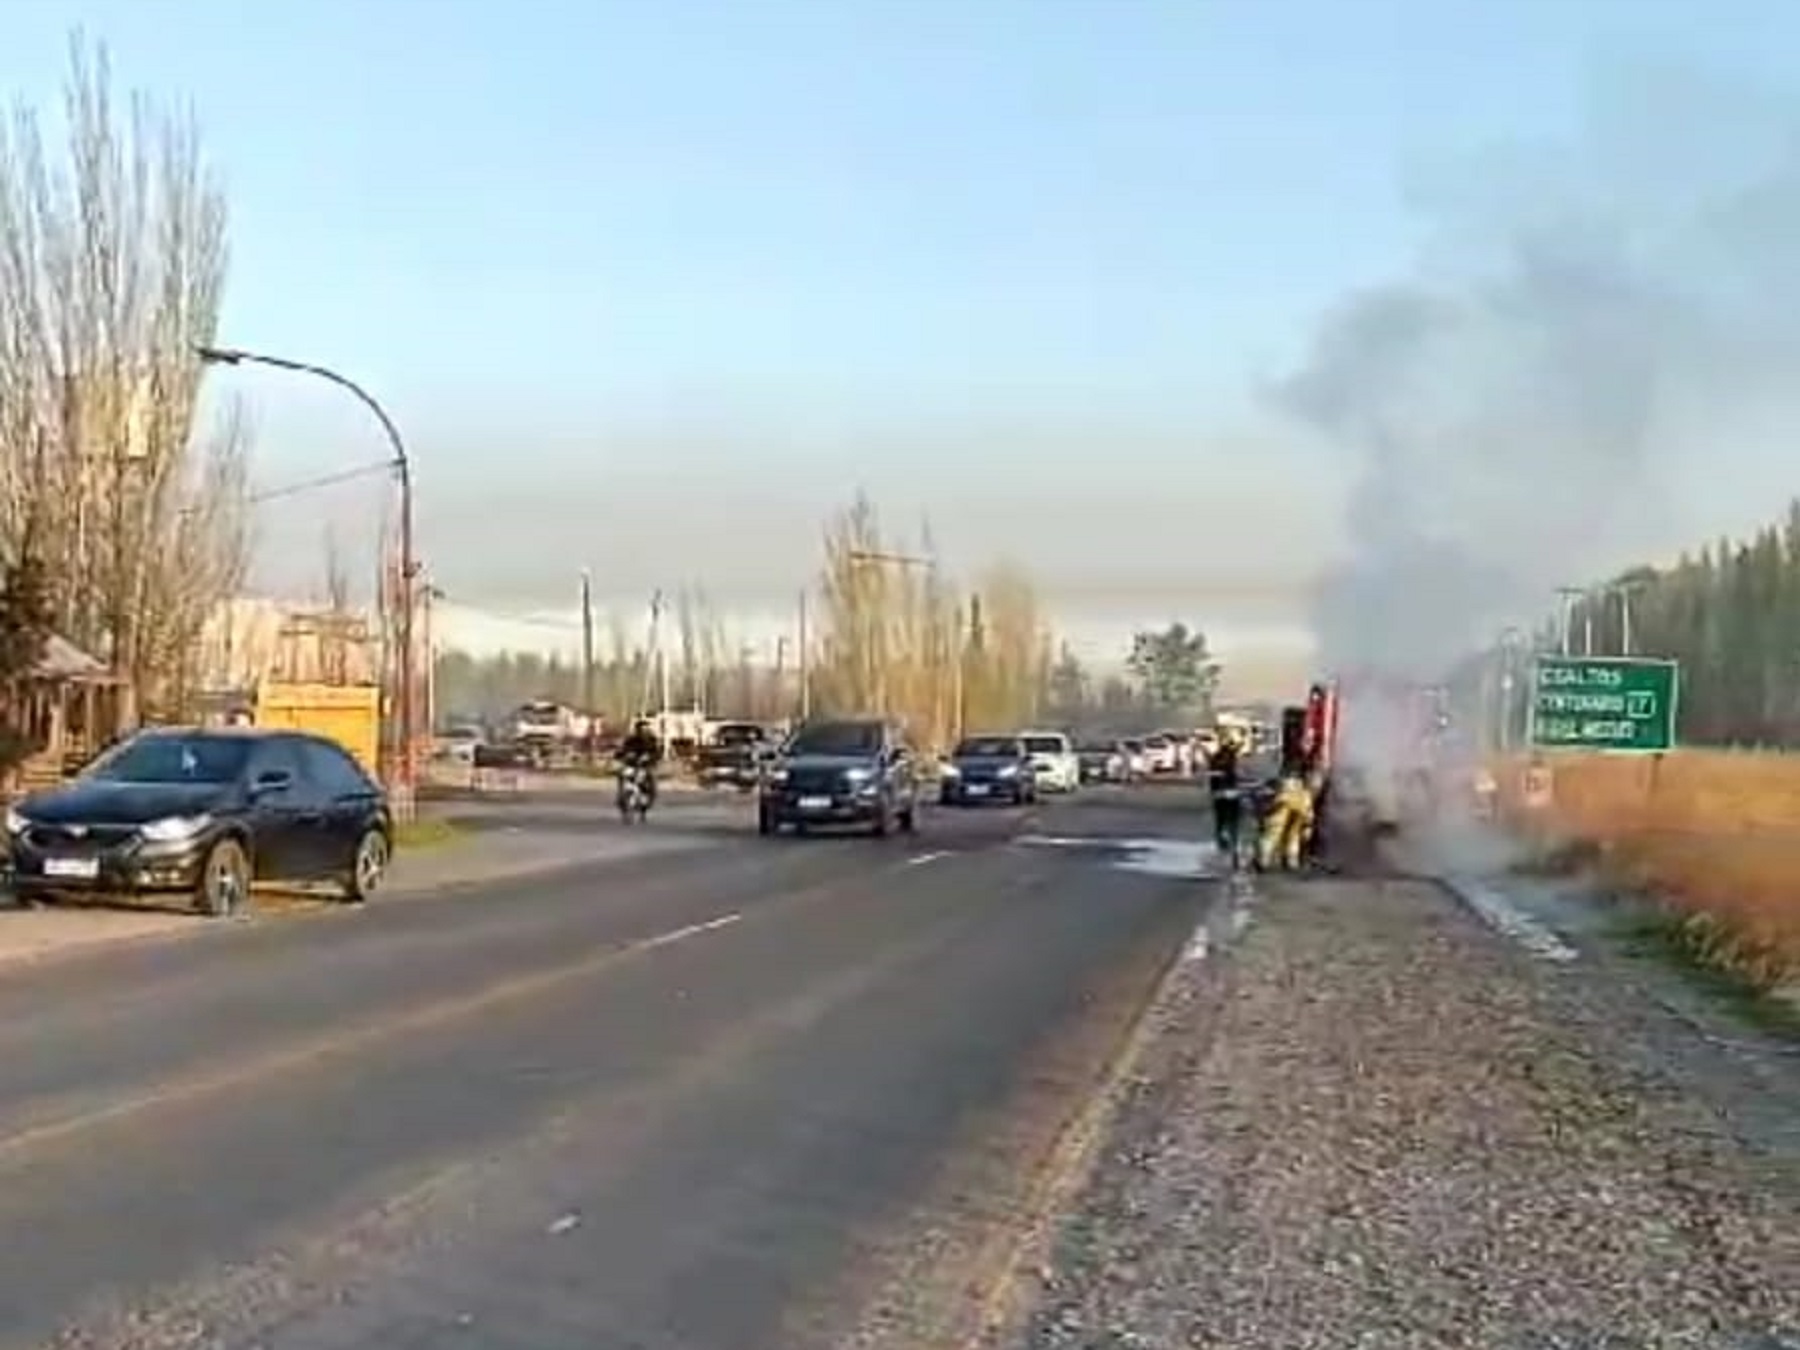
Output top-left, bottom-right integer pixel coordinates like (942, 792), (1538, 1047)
(509, 700), (593, 768)
(1324, 673), (1449, 831)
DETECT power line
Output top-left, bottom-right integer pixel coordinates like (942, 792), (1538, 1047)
(246, 459), (393, 507)
(431, 590), (585, 632)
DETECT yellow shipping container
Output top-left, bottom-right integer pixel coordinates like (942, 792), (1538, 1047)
(254, 682), (381, 775)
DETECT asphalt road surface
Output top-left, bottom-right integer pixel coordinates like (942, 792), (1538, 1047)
(0, 785), (1215, 1350)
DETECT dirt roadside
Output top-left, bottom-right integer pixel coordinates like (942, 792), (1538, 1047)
(1002, 871), (1800, 1350)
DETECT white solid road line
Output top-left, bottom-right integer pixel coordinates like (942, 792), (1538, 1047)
(1448, 878), (1579, 964)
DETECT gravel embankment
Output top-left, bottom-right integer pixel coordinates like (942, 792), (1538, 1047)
(1012, 876), (1800, 1350)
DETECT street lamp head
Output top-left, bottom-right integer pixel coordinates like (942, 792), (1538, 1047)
(193, 344), (244, 366)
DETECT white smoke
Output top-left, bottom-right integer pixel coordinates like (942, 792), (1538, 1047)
(1268, 65), (1800, 679)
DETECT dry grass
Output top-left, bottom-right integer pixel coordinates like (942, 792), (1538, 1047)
(1497, 749), (1800, 988)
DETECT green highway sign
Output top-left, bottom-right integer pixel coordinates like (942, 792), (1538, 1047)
(1528, 656), (1679, 753)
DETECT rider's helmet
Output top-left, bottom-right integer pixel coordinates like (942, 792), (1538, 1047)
(632, 715), (653, 735)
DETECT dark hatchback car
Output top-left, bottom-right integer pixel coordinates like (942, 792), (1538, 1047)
(758, 718), (918, 837)
(4, 727), (393, 917)
(1077, 740), (1128, 784)
(939, 734), (1035, 806)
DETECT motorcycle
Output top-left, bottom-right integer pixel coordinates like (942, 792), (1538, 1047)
(616, 762), (652, 823)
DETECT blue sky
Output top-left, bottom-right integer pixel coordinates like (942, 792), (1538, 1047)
(6, 0), (1799, 659)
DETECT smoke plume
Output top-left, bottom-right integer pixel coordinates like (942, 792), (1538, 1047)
(1269, 67), (1800, 677)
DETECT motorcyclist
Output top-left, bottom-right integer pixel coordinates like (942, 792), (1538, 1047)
(1206, 725), (1249, 864)
(617, 716), (663, 809)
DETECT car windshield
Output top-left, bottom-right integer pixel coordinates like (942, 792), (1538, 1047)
(1077, 742), (1114, 754)
(1122, 739), (1144, 751)
(1023, 735), (1064, 754)
(1144, 736), (1170, 748)
(716, 724), (762, 745)
(87, 734), (251, 785)
(786, 721), (882, 757)
(956, 737), (1016, 757)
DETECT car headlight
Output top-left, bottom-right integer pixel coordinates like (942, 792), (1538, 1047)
(767, 768), (789, 784)
(940, 763), (960, 778)
(843, 766), (873, 784)
(5, 807), (28, 835)
(140, 814), (211, 843)
(996, 764), (1018, 778)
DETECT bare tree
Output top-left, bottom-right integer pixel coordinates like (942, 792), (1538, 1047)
(0, 33), (248, 720)
(811, 493), (1045, 750)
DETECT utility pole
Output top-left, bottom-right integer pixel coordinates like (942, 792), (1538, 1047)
(797, 589), (811, 721)
(640, 590), (665, 722)
(418, 580), (444, 739)
(579, 569), (596, 759)
(1554, 586), (1584, 657)
(1496, 626), (1521, 753)
(1611, 581), (1645, 656)
(847, 548), (936, 724)
(738, 642), (756, 718)
(655, 594), (671, 725)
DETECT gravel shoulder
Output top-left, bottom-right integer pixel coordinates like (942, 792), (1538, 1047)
(1009, 873), (1800, 1350)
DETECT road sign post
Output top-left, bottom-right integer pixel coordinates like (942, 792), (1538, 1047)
(1526, 655), (1679, 753)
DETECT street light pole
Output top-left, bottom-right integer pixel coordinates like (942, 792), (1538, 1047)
(196, 345), (418, 813)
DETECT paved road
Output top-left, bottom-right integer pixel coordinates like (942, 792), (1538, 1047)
(0, 787), (1214, 1350)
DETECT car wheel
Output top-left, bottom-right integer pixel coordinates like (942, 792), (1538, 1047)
(757, 804), (778, 836)
(872, 799), (891, 837)
(939, 789), (955, 807)
(899, 803), (917, 833)
(344, 828), (389, 904)
(196, 837), (249, 918)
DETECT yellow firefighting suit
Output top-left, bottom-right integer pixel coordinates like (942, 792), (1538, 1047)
(1257, 771), (1317, 871)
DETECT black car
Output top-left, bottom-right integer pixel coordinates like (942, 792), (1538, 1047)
(940, 734), (1036, 806)
(4, 727), (393, 917)
(758, 718), (918, 837)
(696, 722), (771, 790)
(1076, 740), (1128, 784)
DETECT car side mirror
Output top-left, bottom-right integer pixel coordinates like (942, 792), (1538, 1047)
(251, 768), (293, 796)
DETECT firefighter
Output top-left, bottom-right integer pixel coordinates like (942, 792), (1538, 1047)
(1256, 769), (1316, 871)
(1257, 705), (1317, 871)
(1206, 722), (1250, 865)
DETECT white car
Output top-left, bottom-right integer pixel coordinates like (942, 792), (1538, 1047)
(1140, 734), (1179, 775)
(1119, 738), (1151, 781)
(1020, 730), (1080, 793)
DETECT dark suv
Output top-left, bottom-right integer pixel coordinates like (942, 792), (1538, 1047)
(757, 718), (919, 837)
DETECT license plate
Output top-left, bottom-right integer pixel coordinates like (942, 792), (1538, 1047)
(797, 795), (833, 811)
(965, 783), (989, 796)
(44, 856), (99, 880)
